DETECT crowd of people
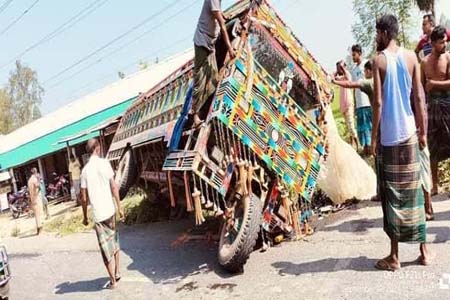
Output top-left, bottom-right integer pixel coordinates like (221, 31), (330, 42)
(332, 14), (449, 271)
(21, 1), (450, 289)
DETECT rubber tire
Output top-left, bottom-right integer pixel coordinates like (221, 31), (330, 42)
(11, 210), (19, 219)
(218, 193), (262, 273)
(115, 147), (138, 200)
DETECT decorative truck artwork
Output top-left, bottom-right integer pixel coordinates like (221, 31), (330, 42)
(107, 0), (332, 273)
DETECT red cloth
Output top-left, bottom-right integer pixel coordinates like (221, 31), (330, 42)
(416, 29), (450, 52)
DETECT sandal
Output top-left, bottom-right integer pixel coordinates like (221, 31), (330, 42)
(375, 258), (400, 272)
(426, 214), (435, 221)
(103, 281), (117, 290)
(116, 274), (121, 282)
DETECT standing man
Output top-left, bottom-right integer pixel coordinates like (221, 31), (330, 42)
(415, 14), (450, 60)
(333, 60), (374, 156)
(372, 14), (432, 270)
(192, 0), (235, 127)
(333, 60), (358, 148)
(421, 26), (450, 196)
(28, 168), (44, 235)
(81, 138), (124, 289)
(69, 155), (82, 204)
(351, 44), (373, 154)
(334, 61), (374, 105)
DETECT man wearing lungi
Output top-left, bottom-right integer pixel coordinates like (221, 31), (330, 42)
(192, 0), (235, 127)
(28, 167), (44, 235)
(81, 138), (124, 289)
(69, 155), (82, 204)
(372, 14), (433, 271)
(421, 26), (450, 196)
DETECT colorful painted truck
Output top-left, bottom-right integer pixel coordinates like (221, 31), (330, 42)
(107, 0), (332, 273)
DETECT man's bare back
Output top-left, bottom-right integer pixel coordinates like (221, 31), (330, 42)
(421, 52), (450, 92)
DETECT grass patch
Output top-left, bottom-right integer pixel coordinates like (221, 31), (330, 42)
(43, 184), (170, 235)
(330, 87), (350, 142)
(10, 223), (20, 237)
(439, 158), (450, 192)
(122, 186), (171, 225)
(44, 207), (92, 236)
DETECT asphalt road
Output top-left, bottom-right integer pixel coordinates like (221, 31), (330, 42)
(4, 193), (450, 300)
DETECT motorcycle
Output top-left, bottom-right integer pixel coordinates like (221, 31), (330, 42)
(47, 173), (70, 200)
(8, 186), (30, 219)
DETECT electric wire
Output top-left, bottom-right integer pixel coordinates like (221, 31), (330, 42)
(0, 0), (14, 15)
(43, 0), (181, 85)
(46, 0), (198, 90)
(0, 0), (40, 38)
(0, 0), (111, 70)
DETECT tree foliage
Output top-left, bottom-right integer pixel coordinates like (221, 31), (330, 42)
(414, 0), (435, 15)
(352, 0), (417, 55)
(0, 89), (13, 135)
(7, 60), (44, 130)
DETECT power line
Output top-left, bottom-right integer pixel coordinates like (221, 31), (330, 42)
(46, 0), (198, 90)
(45, 35), (191, 109)
(44, 0), (181, 85)
(0, 0), (40, 38)
(0, 0), (14, 15)
(0, 0), (111, 71)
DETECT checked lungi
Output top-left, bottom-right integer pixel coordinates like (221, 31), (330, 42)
(192, 45), (219, 114)
(427, 92), (450, 162)
(95, 215), (120, 264)
(377, 135), (426, 243)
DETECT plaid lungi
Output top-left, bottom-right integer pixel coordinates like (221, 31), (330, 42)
(377, 135), (426, 243)
(427, 93), (450, 162)
(192, 45), (218, 114)
(419, 147), (432, 193)
(95, 215), (120, 264)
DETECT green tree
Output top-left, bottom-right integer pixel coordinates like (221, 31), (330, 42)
(414, 0), (435, 16)
(352, 0), (415, 55)
(7, 60), (44, 129)
(0, 88), (13, 134)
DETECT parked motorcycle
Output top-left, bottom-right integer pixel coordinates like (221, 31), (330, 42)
(8, 186), (30, 219)
(47, 173), (69, 200)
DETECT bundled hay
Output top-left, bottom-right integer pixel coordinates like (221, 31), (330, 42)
(317, 109), (377, 204)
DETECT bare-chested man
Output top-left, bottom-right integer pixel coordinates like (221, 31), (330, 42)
(421, 26), (450, 196)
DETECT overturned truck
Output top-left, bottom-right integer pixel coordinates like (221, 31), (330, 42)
(107, 0), (333, 273)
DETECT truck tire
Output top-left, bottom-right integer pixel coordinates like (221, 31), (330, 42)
(11, 210), (19, 219)
(115, 147), (138, 200)
(218, 193), (262, 273)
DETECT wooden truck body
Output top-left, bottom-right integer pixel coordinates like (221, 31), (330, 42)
(108, 0), (331, 272)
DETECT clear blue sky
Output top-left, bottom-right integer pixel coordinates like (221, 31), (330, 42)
(0, 0), (406, 115)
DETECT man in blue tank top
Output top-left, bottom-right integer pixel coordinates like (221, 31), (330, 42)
(372, 14), (433, 271)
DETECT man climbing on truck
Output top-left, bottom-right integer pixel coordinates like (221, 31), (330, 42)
(192, 0), (236, 127)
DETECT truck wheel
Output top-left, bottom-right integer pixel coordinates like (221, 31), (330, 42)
(115, 147), (138, 200)
(218, 193), (262, 273)
(11, 210), (19, 219)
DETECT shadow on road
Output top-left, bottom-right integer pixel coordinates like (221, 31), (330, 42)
(54, 277), (109, 294)
(272, 256), (379, 276)
(118, 219), (234, 284)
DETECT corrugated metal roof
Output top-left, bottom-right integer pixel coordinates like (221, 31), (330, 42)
(0, 49), (194, 170)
